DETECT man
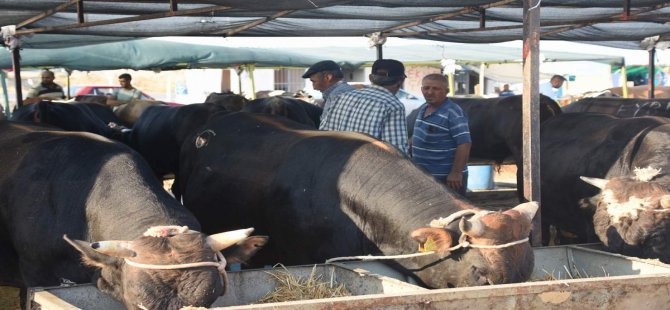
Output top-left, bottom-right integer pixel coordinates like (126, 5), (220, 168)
(106, 73), (143, 108)
(412, 73), (471, 196)
(539, 74), (566, 101)
(319, 59), (409, 155)
(302, 60), (355, 114)
(24, 70), (65, 105)
(498, 84), (514, 97)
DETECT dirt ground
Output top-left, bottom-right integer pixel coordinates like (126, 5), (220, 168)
(0, 286), (20, 310)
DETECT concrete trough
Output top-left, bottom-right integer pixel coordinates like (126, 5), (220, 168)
(29, 245), (670, 309)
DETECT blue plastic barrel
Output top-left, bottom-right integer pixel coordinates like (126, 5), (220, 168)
(467, 165), (494, 190)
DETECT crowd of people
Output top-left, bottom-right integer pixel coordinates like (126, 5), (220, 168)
(16, 62), (570, 197)
(306, 59), (472, 195)
(22, 70), (144, 110)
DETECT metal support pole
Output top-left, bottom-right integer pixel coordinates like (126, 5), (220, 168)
(522, 0), (542, 246)
(11, 48), (23, 108)
(1, 70), (10, 117)
(376, 44), (383, 60)
(649, 47), (655, 99)
(479, 63), (486, 96)
(66, 69), (72, 99)
(621, 65), (629, 98)
(248, 64), (256, 100)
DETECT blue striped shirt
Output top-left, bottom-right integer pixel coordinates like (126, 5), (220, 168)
(319, 85), (408, 155)
(411, 99), (471, 179)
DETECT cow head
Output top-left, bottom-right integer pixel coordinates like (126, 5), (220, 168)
(581, 167), (670, 262)
(64, 227), (268, 310)
(409, 202), (538, 287)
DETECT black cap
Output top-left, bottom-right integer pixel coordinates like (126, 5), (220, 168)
(371, 59), (406, 78)
(302, 60), (342, 78)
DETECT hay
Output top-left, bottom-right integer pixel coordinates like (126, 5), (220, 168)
(537, 265), (609, 281)
(255, 264), (351, 304)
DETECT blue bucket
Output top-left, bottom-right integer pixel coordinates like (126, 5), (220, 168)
(467, 165), (494, 190)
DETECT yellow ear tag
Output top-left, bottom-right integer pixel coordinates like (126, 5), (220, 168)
(418, 236), (438, 252)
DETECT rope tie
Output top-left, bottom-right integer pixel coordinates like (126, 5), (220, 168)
(326, 210), (529, 264)
(124, 251), (227, 273)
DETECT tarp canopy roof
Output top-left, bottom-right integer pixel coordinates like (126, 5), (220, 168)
(1, 1), (669, 50)
(0, 38), (626, 71)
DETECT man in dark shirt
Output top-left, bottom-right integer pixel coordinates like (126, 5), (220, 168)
(24, 70), (65, 105)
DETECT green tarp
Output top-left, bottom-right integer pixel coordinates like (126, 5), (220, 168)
(0, 38), (625, 71)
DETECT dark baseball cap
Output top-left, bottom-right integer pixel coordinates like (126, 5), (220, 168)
(302, 60), (343, 78)
(371, 59), (406, 78)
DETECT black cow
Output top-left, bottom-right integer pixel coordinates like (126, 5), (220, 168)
(242, 96), (323, 128)
(179, 112), (538, 288)
(10, 101), (128, 142)
(204, 92), (248, 111)
(563, 97), (670, 118)
(0, 121), (266, 309)
(407, 95), (561, 198)
(128, 103), (230, 198)
(540, 113), (670, 261)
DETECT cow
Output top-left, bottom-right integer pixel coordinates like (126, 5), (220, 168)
(178, 112), (539, 288)
(10, 101), (128, 142)
(0, 121), (267, 309)
(242, 96), (323, 128)
(113, 99), (167, 126)
(128, 103), (233, 198)
(407, 95), (562, 199)
(562, 97), (670, 118)
(539, 112), (670, 262)
(204, 92), (248, 112)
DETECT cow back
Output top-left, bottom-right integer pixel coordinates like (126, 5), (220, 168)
(10, 101), (126, 142)
(450, 94), (561, 163)
(129, 103), (229, 178)
(242, 96), (322, 128)
(0, 121), (199, 287)
(204, 92), (248, 111)
(563, 97), (670, 118)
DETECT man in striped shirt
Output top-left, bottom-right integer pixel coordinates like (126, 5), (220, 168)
(411, 74), (471, 196)
(319, 59), (409, 155)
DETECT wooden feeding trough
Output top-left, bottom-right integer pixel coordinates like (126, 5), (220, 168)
(29, 245), (670, 309)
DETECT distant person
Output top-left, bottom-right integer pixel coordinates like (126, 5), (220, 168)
(319, 59), (409, 155)
(539, 75), (566, 101)
(24, 69), (65, 105)
(302, 60), (355, 115)
(412, 73), (471, 196)
(106, 73), (143, 108)
(499, 84), (514, 97)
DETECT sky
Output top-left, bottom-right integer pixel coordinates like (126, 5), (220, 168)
(158, 36), (670, 66)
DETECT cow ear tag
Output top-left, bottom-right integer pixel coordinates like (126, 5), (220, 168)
(418, 236), (438, 252)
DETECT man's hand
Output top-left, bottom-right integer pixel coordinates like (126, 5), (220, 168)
(446, 172), (463, 191)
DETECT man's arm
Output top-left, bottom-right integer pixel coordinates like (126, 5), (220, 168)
(446, 142), (471, 190)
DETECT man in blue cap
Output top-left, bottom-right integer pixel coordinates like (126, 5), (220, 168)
(302, 60), (355, 114)
(319, 59), (408, 155)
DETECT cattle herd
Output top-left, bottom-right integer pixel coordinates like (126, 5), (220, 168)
(1, 94), (670, 309)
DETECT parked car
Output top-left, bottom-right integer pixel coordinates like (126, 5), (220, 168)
(74, 86), (182, 106)
(75, 86), (155, 100)
(395, 88), (425, 115)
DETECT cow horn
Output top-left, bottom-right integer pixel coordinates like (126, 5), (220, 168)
(459, 216), (485, 238)
(512, 201), (539, 222)
(207, 228), (255, 252)
(661, 195), (670, 209)
(91, 240), (136, 258)
(580, 176), (609, 190)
